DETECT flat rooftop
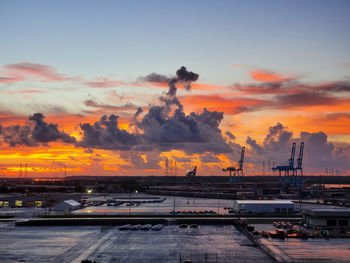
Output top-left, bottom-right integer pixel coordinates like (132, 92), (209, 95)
(234, 200), (294, 205)
(302, 207), (350, 217)
(0, 224), (274, 263)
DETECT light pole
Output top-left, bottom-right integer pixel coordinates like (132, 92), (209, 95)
(217, 194), (220, 214)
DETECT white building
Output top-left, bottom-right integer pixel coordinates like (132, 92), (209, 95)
(302, 207), (350, 229)
(52, 199), (81, 212)
(233, 200), (295, 214)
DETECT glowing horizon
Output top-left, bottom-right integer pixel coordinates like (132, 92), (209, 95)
(1, 1), (350, 177)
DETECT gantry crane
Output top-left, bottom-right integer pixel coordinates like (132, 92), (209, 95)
(294, 142), (304, 186)
(223, 147), (245, 183)
(186, 166), (197, 179)
(272, 142), (304, 187)
(272, 142), (296, 184)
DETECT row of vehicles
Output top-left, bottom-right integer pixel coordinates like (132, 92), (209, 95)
(170, 210), (217, 215)
(270, 221), (350, 239)
(119, 224), (164, 231)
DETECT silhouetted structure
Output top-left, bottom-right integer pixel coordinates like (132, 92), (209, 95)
(223, 146), (245, 183)
(272, 142), (304, 187)
(186, 166), (197, 179)
(294, 142), (304, 186)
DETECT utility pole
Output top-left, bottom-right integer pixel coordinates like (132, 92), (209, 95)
(217, 194), (220, 214)
(19, 163), (23, 178)
(262, 161), (265, 176)
(24, 164), (28, 178)
(165, 158), (169, 176)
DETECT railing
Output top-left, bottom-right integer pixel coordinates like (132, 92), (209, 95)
(179, 252), (273, 263)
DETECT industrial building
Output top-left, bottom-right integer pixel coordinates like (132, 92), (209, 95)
(233, 200), (295, 214)
(302, 207), (350, 229)
(52, 199), (81, 212)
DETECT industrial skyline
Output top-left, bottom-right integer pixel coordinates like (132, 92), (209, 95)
(1, 1), (350, 177)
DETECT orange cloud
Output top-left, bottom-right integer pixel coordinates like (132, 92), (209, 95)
(180, 94), (266, 115)
(8, 89), (47, 94)
(249, 69), (294, 82)
(2, 62), (72, 82)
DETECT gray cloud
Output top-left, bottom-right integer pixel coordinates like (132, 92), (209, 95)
(134, 67), (231, 154)
(246, 136), (264, 154)
(139, 73), (170, 84)
(2, 124), (37, 147)
(200, 153), (221, 163)
(84, 99), (138, 111)
(78, 114), (140, 150)
(244, 123), (350, 174)
(326, 113), (350, 120)
(321, 81), (350, 93)
(263, 123), (293, 152)
(136, 106), (231, 154)
(29, 113), (76, 143)
(120, 152), (162, 170)
(275, 92), (337, 107)
(225, 131), (235, 140)
(140, 66), (199, 93)
(0, 113), (75, 146)
(230, 80), (350, 114)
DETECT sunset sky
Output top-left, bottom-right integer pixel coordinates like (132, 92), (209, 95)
(1, 0), (350, 177)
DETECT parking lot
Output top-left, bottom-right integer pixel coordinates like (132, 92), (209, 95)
(0, 223), (273, 263)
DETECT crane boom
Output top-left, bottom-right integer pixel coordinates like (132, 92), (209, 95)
(238, 147), (245, 170)
(288, 142), (296, 168)
(296, 142), (304, 169)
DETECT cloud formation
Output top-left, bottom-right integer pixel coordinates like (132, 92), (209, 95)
(0, 113), (75, 146)
(225, 131), (235, 140)
(78, 114), (140, 150)
(84, 99), (138, 112)
(244, 123), (350, 173)
(29, 113), (76, 143)
(249, 69), (296, 83)
(85, 77), (126, 88)
(1, 63), (71, 82)
(135, 67), (231, 154)
(119, 152), (162, 170)
(139, 73), (170, 84)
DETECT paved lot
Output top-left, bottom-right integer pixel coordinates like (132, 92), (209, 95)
(0, 223), (274, 263)
(75, 195), (235, 215)
(252, 223), (350, 262)
(259, 237), (350, 262)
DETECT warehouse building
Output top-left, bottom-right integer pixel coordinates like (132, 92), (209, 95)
(52, 199), (81, 213)
(302, 207), (350, 229)
(233, 200), (295, 214)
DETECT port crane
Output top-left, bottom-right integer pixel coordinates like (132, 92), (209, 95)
(271, 142), (304, 187)
(294, 142), (304, 186)
(186, 166), (197, 179)
(272, 142), (296, 185)
(223, 146), (245, 183)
